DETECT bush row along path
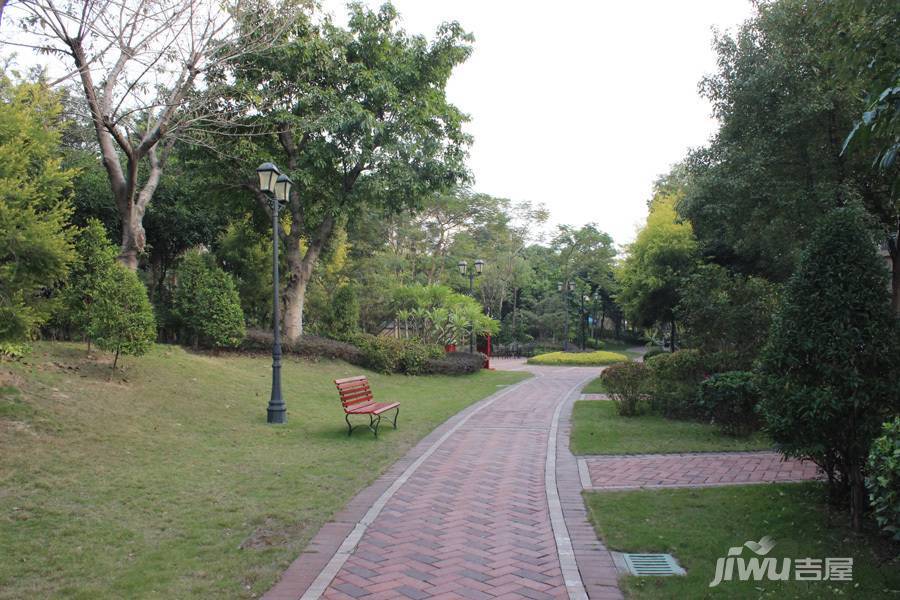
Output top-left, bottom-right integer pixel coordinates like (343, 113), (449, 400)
(264, 361), (624, 600)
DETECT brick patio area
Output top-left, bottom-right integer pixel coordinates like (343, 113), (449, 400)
(581, 452), (821, 490)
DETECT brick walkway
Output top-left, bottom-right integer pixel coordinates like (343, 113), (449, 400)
(265, 365), (621, 600)
(581, 452), (820, 490)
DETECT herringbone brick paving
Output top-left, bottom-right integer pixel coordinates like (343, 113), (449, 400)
(320, 369), (591, 600)
(583, 451), (820, 489)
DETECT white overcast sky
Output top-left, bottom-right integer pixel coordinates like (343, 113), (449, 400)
(325, 0), (755, 246)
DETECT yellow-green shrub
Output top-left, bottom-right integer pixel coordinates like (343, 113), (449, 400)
(527, 351), (629, 366)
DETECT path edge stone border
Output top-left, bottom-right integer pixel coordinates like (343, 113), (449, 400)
(556, 379), (626, 600)
(261, 378), (531, 600)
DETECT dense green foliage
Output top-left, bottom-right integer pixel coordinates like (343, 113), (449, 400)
(697, 371), (760, 437)
(866, 417), (900, 540)
(171, 251), (246, 349)
(0, 77), (75, 341)
(758, 206), (900, 529)
(600, 362), (648, 416)
(618, 193), (697, 347)
(87, 264), (156, 367)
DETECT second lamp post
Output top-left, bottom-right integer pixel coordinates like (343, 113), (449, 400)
(458, 259), (485, 353)
(256, 162), (293, 424)
(558, 280), (575, 351)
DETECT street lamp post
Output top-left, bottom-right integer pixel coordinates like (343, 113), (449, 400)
(256, 163), (292, 424)
(457, 259), (485, 353)
(557, 280), (575, 351)
(580, 294), (588, 351)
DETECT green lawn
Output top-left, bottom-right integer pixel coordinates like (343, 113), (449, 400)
(582, 376), (608, 395)
(0, 342), (529, 599)
(570, 400), (772, 454)
(585, 483), (900, 598)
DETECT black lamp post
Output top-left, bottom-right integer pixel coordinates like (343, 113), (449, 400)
(256, 163), (292, 424)
(457, 259), (485, 353)
(557, 280), (575, 351)
(580, 294), (588, 351)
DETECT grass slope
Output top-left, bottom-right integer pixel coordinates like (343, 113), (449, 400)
(585, 483), (899, 598)
(0, 342), (528, 599)
(570, 401), (772, 454)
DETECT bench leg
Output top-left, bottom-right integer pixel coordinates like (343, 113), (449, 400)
(345, 413), (354, 436)
(390, 407), (399, 429)
(369, 413), (381, 437)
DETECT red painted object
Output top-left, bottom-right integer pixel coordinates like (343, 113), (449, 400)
(444, 343), (457, 353)
(334, 375), (399, 437)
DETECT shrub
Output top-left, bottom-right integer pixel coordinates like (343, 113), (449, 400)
(88, 263), (157, 368)
(527, 351), (629, 366)
(172, 251), (245, 348)
(644, 349), (706, 417)
(642, 347), (666, 360)
(348, 333), (442, 375)
(241, 330), (363, 364)
(866, 417), (900, 540)
(601, 362), (649, 416)
(757, 205), (900, 530)
(423, 351), (485, 375)
(324, 285), (360, 340)
(60, 219), (119, 342)
(697, 371), (760, 436)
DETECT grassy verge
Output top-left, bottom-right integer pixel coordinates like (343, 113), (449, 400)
(582, 376), (608, 395)
(0, 342), (529, 599)
(528, 350), (629, 366)
(585, 483), (899, 598)
(570, 400), (771, 454)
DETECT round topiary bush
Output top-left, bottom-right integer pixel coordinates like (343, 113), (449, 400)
(600, 362), (649, 416)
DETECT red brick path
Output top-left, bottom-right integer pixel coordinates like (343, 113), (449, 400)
(582, 452), (820, 490)
(320, 369), (592, 600)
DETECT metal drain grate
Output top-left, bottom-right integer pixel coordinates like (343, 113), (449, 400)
(617, 553), (686, 577)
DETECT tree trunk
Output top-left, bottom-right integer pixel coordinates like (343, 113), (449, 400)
(670, 318), (677, 352)
(891, 228), (900, 317)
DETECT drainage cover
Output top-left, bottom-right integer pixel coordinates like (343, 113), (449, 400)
(616, 553), (686, 577)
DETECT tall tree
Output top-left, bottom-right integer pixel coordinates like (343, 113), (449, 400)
(679, 0), (898, 294)
(8, 0), (285, 268)
(618, 193), (697, 349)
(0, 75), (75, 341)
(210, 3), (472, 341)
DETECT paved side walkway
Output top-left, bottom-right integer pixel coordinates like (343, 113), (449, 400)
(581, 452), (820, 490)
(265, 366), (618, 600)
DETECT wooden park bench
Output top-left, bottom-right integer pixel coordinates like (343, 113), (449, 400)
(334, 375), (400, 437)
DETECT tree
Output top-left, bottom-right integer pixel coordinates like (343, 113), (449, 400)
(757, 205), (900, 531)
(8, 0), (286, 268)
(62, 218), (118, 346)
(679, 0), (898, 291)
(0, 75), (75, 341)
(677, 263), (777, 367)
(89, 262), (156, 368)
(210, 3), (472, 342)
(172, 250), (245, 348)
(618, 193), (697, 349)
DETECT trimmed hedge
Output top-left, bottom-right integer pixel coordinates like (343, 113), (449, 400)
(697, 371), (760, 436)
(644, 350), (731, 418)
(242, 329), (363, 364)
(423, 351), (485, 375)
(527, 351), (629, 366)
(347, 333), (443, 375)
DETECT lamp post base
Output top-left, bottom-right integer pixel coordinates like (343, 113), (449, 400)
(267, 404), (286, 424)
